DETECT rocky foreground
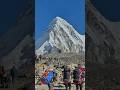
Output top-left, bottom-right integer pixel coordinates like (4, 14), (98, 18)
(35, 53), (85, 90)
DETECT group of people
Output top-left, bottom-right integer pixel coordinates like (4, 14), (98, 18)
(63, 64), (85, 90)
(0, 65), (17, 88)
(39, 63), (85, 90)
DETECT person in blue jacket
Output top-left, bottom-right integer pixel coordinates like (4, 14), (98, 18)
(41, 69), (56, 90)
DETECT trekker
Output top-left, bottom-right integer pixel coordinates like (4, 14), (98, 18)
(73, 64), (85, 90)
(0, 65), (5, 88)
(63, 65), (71, 90)
(10, 65), (17, 83)
(46, 70), (56, 90)
(40, 68), (56, 90)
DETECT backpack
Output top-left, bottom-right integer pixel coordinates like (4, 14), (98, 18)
(73, 68), (80, 80)
(63, 68), (71, 80)
(41, 70), (56, 84)
(80, 67), (85, 78)
(81, 71), (85, 78)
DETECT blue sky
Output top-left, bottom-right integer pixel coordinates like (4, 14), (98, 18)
(92, 0), (120, 21)
(0, 0), (120, 38)
(35, 0), (85, 40)
(0, 0), (28, 36)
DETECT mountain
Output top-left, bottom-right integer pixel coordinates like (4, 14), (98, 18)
(86, 0), (120, 65)
(86, 1), (120, 89)
(36, 17), (85, 56)
(0, 0), (34, 69)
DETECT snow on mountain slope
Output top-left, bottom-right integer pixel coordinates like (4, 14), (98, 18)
(36, 17), (85, 55)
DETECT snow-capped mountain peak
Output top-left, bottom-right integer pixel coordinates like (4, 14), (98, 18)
(36, 17), (85, 55)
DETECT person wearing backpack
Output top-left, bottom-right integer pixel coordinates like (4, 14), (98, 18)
(46, 70), (56, 90)
(73, 64), (85, 90)
(40, 68), (56, 90)
(63, 65), (71, 90)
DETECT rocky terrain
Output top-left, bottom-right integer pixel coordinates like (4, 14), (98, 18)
(86, 0), (120, 90)
(35, 53), (85, 90)
(86, 0), (120, 65)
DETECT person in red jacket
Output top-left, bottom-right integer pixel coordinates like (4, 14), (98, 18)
(73, 64), (85, 90)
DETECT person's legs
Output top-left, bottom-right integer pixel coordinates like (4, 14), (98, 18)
(68, 82), (71, 90)
(65, 83), (68, 90)
(48, 83), (53, 90)
(11, 76), (14, 83)
(1, 76), (4, 88)
(65, 85), (68, 90)
(76, 84), (79, 90)
(48, 83), (51, 90)
(80, 83), (82, 90)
